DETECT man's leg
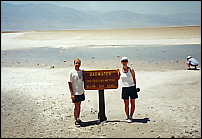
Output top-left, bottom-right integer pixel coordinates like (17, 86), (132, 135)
(187, 61), (190, 69)
(74, 101), (81, 121)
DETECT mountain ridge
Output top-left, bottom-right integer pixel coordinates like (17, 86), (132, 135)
(1, 3), (201, 31)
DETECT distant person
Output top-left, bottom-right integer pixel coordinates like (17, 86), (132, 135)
(117, 57), (139, 123)
(186, 56), (199, 70)
(68, 59), (85, 126)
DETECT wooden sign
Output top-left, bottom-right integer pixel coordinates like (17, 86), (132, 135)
(83, 69), (119, 90)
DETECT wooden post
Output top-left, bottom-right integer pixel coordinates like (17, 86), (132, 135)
(98, 90), (107, 122)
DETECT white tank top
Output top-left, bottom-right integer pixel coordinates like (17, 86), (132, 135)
(120, 67), (135, 87)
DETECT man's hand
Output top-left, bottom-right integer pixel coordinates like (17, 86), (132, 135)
(71, 94), (75, 100)
(117, 68), (120, 80)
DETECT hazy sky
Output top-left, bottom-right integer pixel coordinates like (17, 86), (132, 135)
(2, 1), (201, 15)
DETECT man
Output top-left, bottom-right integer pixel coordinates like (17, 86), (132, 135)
(117, 57), (138, 123)
(68, 59), (85, 126)
(186, 56), (199, 70)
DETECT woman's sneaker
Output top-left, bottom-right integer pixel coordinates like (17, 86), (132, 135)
(125, 118), (132, 123)
(129, 115), (133, 122)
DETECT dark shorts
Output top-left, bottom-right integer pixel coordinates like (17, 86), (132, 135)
(122, 86), (138, 100)
(73, 93), (85, 103)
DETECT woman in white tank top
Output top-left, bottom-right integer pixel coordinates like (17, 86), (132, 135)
(118, 57), (138, 123)
(120, 66), (135, 87)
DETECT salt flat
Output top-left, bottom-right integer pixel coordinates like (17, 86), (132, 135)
(1, 26), (201, 50)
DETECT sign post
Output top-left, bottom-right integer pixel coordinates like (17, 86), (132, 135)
(98, 90), (107, 122)
(83, 69), (119, 122)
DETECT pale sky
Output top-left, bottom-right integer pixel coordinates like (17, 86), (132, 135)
(2, 1), (201, 15)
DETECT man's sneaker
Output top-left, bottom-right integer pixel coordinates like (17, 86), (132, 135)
(75, 119), (82, 126)
(77, 118), (82, 123)
(75, 121), (80, 126)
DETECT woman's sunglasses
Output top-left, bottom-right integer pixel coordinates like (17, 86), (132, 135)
(121, 60), (128, 62)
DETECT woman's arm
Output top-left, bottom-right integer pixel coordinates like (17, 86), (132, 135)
(130, 68), (136, 85)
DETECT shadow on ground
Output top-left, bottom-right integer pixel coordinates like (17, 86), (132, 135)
(79, 118), (150, 127)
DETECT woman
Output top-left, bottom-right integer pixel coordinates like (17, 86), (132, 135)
(118, 57), (138, 123)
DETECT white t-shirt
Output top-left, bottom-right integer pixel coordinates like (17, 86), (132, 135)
(188, 58), (199, 66)
(68, 68), (85, 95)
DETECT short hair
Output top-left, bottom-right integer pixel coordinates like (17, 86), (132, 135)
(74, 59), (81, 64)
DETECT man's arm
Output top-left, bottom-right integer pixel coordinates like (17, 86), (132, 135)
(68, 82), (75, 101)
(117, 68), (121, 80)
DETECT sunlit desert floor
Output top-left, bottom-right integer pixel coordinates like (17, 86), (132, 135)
(1, 26), (201, 138)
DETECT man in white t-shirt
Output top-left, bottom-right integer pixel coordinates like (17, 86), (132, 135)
(68, 59), (85, 126)
(186, 56), (199, 70)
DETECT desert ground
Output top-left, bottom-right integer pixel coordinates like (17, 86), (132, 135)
(1, 26), (201, 138)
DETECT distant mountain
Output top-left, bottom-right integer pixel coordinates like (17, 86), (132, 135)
(167, 13), (201, 25)
(1, 3), (201, 31)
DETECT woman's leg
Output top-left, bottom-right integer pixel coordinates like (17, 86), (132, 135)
(130, 99), (135, 117)
(123, 99), (129, 117)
